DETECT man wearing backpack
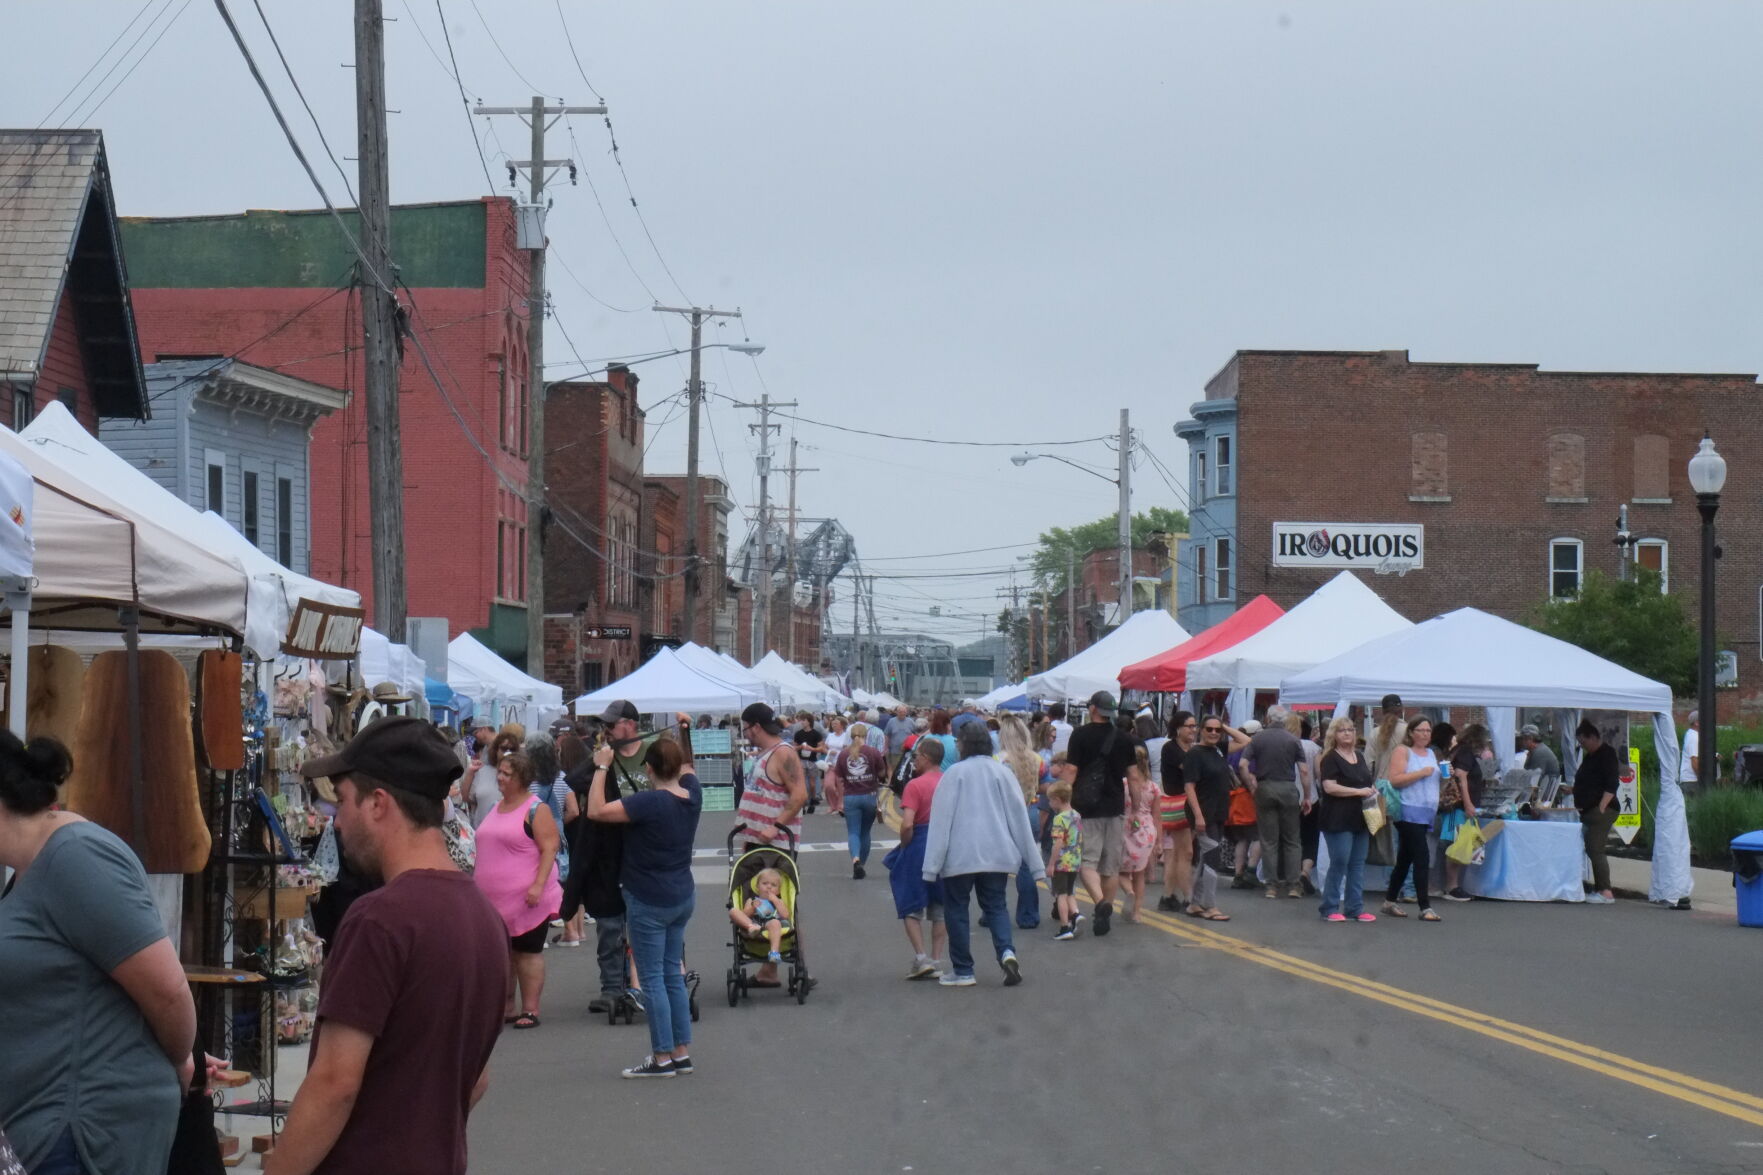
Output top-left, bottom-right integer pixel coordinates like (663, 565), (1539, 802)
(1064, 691), (1140, 936)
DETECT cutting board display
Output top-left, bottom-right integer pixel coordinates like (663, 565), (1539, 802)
(26, 645), (85, 747)
(64, 650), (211, 874)
(198, 650), (245, 770)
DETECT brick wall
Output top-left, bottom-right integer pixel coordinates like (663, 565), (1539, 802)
(127, 198), (527, 649)
(1229, 350), (1763, 678)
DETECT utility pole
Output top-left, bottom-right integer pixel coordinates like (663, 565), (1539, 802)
(654, 305), (741, 644)
(1117, 407), (1134, 627)
(354, 0), (406, 640)
(735, 392), (797, 655)
(780, 437), (817, 661)
(1066, 545), (1077, 659)
(476, 95), (605, 676)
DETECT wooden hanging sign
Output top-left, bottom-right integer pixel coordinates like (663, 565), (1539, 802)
(281, 599), (365, 659)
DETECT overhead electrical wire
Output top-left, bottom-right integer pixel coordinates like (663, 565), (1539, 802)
(705, 391), (1110, 449)
(552, 0), (605, 103)
(248, 0), (357, 205)
(467, 0), (552, 95)
(431, 0), (499, 195)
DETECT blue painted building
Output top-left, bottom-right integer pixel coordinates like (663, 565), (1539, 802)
(100, 359), (347, 574)
(1173, 362), (1238, 633)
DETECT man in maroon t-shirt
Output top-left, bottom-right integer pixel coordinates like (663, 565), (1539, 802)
(268, 718), (508, 1175)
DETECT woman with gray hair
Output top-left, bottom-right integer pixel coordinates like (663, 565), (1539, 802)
(921, 720), (1045, 987)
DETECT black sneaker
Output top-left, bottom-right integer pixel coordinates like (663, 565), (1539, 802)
(1443, 888), (1473, 903)
(853, 861), (866, 880)
(1001, 950), (1022, 986)
(1230, 875), (1258, 890)
(1054, 924), (1075, 941)
(1093, 901), (1113, 937)
(671, 1056), (694, 1075)
(1300, 874), (1319, 896)
(621, 1056), (676, 1079)
(1156, 894), (1184, 913)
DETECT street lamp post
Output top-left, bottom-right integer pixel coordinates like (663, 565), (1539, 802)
(1011, 409), (1134, 630)
(1688, 435), (1727, 783)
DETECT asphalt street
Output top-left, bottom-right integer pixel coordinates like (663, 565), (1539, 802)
(465, 811), (1763, 1175)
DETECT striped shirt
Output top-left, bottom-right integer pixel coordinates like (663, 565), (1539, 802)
(736, 743), (802, 847)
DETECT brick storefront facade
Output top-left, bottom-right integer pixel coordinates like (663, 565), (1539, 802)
(120, 199), (533, 664)
(1183, 350), (1763, 698)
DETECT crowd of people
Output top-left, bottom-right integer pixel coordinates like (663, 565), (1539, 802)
(0, 676), (1650, 1174)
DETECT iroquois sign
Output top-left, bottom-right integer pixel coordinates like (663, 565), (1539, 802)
(1271, 522), (1424, 575)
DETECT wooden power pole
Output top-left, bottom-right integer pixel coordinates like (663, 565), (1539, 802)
(354, 0), (407, 640)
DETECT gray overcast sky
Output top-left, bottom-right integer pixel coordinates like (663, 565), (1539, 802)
(10, 0), (1761, 643)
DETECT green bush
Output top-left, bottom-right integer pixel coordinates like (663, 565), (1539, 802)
(1686, 787), (1763, 868)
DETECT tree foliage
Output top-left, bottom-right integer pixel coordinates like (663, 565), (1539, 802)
(1530, 570), (1699, 695)
(1027, 507), (1189, 594)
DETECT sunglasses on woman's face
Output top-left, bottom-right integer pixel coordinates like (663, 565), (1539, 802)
(1203, 725), (1223, 734)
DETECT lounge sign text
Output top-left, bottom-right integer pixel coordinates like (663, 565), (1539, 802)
(1271, 522), (1424, 575)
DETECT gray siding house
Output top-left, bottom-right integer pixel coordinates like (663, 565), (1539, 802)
(101, 359), (347, 574)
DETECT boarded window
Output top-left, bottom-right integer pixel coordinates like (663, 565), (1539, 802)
(1548, 433), (1585, 499)
(1411, 432), (1447, 496)
(1634, 434), (1669, 499)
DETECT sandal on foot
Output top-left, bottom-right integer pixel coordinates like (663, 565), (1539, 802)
(1419, 909), (1442, 922)
(1380, 901), (1408, 918)
(511, 1013), (540, 1029)
(1200, 908), (1231, 921)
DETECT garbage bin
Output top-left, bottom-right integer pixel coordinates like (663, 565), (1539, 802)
(1733, 830), (1763, 928)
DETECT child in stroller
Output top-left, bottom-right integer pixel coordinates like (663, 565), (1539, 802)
(729, 868), (793, 963)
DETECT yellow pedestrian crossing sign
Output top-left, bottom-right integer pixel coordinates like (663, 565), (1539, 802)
(1614, 747), (1642, 844)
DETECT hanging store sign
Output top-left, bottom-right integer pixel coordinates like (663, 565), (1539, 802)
(1271, 522), (1424, 575)
(282, 599), (365, 659)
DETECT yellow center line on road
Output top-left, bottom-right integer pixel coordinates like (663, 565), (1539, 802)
(1086, 890), (1763, 1129)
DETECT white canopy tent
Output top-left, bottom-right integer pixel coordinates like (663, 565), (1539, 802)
(447, 632), (566, 730)
(575, 645), (753, 716)
(672, 642), (772, 707)
(1025, 610), (1191, 703)
(1280, 607), (1691, 904)
(974, 682), (1028, 711)
(752, 650), (847, 711)
(870, 690), (904, 710)
(358, 627), (429, 704)
(20, 402), (359, 659)
(1186, 571), (1413, 722)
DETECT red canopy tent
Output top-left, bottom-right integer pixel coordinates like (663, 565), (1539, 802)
(1116, 595), (1285, 693)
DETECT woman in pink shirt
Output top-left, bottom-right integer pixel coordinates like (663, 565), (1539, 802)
(472, 752), (563, 1028)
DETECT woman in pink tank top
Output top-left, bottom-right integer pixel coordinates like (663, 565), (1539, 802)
(472, 752), (562, 1028)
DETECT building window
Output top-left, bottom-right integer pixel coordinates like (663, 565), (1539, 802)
(1195, 543), (1208, 602)
(515, 523), (527, 600)
(12, 387), (32, 428)
(277, 478), (294, 567)
(1550, 538), (1583, 598)
(1411, 431), (1448, 498)
(1214, 435), (1232, 496)
(1214, 537), (1232, 602)
(496, 520), (506, 598)
(1636, 539), (1668, 591)
(242, 471), (259, 545)
(1633, 434), (1670, 500)
(496, 358), (508, 450)
(1194, 451), (1207, 501)
(1547, 433), (1586, 500)
(205, 450), (226, 515)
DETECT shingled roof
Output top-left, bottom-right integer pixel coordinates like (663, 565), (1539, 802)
(0, 129), (148, 419)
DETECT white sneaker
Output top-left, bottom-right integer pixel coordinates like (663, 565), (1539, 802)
(1585, 892), (1616, 905)
(938, 972), (977, 987)
(906, 958), (939, 980)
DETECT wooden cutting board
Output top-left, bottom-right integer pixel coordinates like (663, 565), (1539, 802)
(26, 645), (85, 748)
(65, 650), (211, 874)
(197, 649), (245, 770)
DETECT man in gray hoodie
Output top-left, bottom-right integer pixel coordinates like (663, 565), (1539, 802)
(922, 720), (1046, 988)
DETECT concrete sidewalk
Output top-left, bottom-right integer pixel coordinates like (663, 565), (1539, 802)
(1608, 855), (1738, 915)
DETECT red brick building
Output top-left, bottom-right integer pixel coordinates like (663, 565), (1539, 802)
(643, 473), (740, 652)
(1176, 349), (1763, 695)
(0, 130), (148, 430)
(118, 199), (533, 664)
(543, 366), (648, 691)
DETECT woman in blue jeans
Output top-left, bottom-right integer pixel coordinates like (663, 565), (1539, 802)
(1316, 717), (1378, 922)
(588, 713), (703, 1078)
(829, 733), (888, 879)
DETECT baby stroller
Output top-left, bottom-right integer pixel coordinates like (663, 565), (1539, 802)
(726, 824), (810, 1006)
(607, 930), (702, 1027)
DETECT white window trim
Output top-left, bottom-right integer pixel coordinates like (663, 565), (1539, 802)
(1195, 543), (1209, 603)
(1214, 434), (1233, 497)
(1549, 537), (1584, 599)
(1215, 536), (1233, 601)
(204, 448), (227, 517)
(1194, 451), (1208, 502)
(1635, 538), (1668, 592)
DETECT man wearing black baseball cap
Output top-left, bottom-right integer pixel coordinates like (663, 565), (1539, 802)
(270, 718), (507, 1175)
(1064, 690), (1140, 936)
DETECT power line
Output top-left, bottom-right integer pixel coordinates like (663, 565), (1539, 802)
(563, 117), (662, 304)
(552, 0), (605, 102)
(599, 112), (693, 304)
(146, 274), (353, 404)
(249, 0), (357, 205)
(858, 542), (1041, 562)
(466, 0), (551, 94)
(70, 0), (195, 128)
(550, 249), (646, 314)
(431, 0), (498, 194)
(211, 0), (394, 294)
(706, 391), (1111, 449)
